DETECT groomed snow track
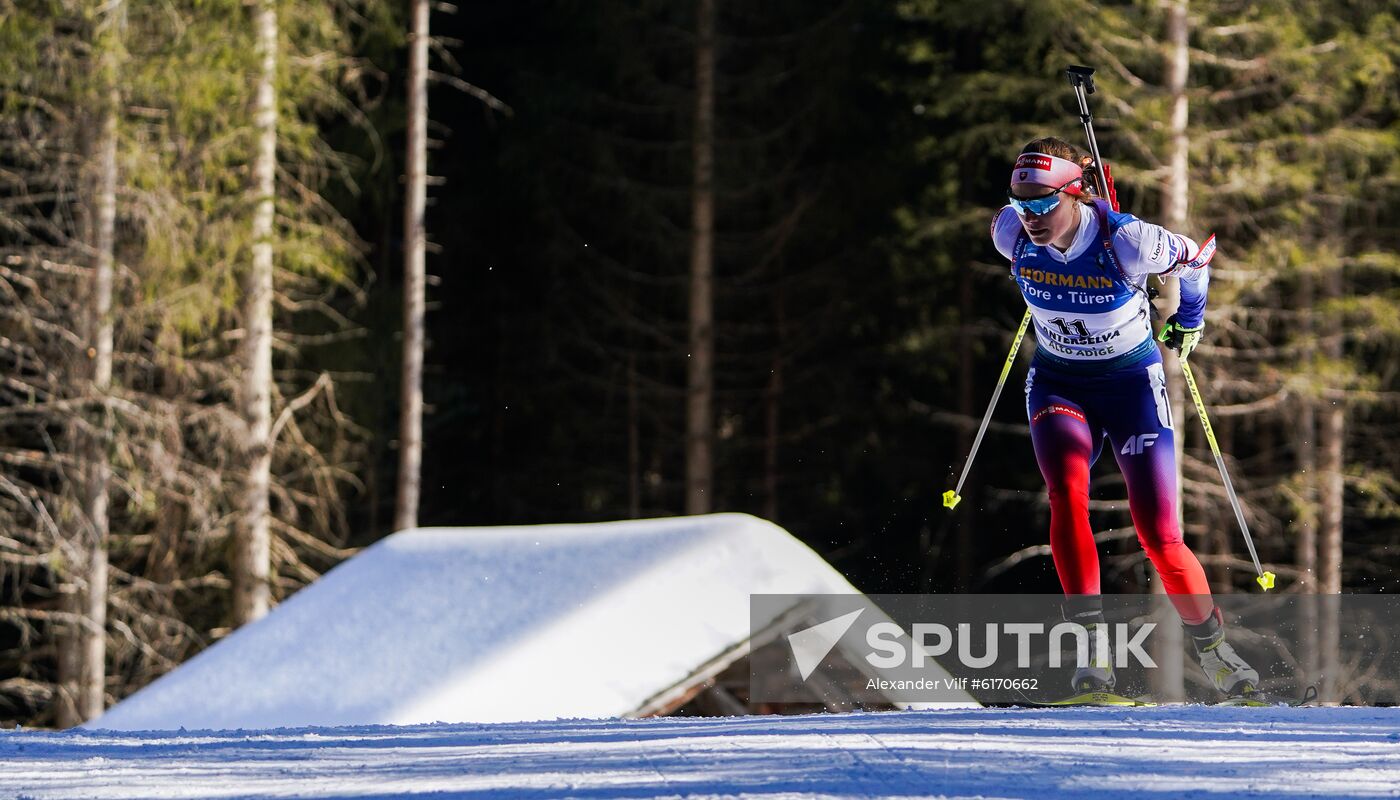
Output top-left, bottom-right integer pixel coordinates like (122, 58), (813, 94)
(7, 705), (1400, 798)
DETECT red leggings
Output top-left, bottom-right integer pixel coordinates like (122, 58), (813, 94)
(1027, 362), (1214, 625)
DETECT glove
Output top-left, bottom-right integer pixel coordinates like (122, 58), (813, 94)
(1157, 313), (1204, 360)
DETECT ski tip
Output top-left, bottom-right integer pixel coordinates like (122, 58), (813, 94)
(942, 490), (961, 509)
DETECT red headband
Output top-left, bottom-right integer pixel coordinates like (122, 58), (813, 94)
(1010, 152), (1085, 195)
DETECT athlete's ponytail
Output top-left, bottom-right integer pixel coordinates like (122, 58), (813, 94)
(1020, 137), (1103, 201)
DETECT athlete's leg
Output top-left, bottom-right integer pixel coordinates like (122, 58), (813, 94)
(1026, 367), (1106, 597)
(1102, 360), (1214, 625)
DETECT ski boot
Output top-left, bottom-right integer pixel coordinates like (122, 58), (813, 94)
(1187, 606), (1260, 698)
(1070, 620), (1116, 693)
(1062, 599), (1115, 693)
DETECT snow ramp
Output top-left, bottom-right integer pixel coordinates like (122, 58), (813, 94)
(92, 513), (934, 730)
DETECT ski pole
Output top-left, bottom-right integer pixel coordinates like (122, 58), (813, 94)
(944, 308), (1032, 510)
(947, 69), (1081, 512)
(1179, 359), (1276, 591)
(1066, 65), (1119, 212)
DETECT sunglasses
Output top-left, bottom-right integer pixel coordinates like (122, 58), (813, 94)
(1007, 179), (1080, 217)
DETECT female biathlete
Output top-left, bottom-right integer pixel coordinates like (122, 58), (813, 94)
(992, 136), (1258, 699)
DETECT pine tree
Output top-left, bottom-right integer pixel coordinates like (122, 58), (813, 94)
(1, 0), (378, 724)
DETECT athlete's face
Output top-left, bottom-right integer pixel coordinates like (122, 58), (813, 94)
(1009, 182), (1078, 247)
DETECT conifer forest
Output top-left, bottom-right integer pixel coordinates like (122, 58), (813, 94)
(2, 0), (1398, 726)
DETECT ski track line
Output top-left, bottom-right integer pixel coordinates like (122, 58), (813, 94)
(3, 707), (1400, 799)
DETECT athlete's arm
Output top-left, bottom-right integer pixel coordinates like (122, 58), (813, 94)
(1112, 219), (1214, 328)
(1170, 246), (1211, 329)
(991, 205), (1022, 261)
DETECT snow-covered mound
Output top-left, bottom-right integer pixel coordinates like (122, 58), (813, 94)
(92, 514), (859, 731)
(14, 706), (1400, 798)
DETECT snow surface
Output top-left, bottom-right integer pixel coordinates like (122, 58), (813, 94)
(10, 706), (1400, 798)
(92, 514), (869, 731)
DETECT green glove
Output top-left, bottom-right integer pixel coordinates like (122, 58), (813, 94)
(1158, 313), (1204, 360)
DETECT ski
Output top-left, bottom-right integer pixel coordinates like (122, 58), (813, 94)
(1007, 684), (1318, 708)
(1210, 685), (1319, 708)
(1011, 689), (1156, 707)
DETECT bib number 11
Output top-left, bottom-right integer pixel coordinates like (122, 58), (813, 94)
(1049, 317), (1090, 338)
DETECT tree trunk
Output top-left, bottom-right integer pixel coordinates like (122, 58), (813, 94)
(1294, 272), (1320, 687)
(1295, 275), (1318, 588)
(78, 0), (121, 720)
(233, 0), (278, 626)
(1318, 261), (1345, 701)
(58, 0), (124, 727)
(764, 272), (784, 522)
(395, 0), (430, 533)
(685, 0), (716, 515)
(1151, 0), (1190, 703)
(1296, 399), (1320, 685)
(1318, 269), (1344, 595)
(1318, 393), (1344, 701)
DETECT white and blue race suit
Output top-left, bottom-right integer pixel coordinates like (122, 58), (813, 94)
(991, 198), (1209, 375)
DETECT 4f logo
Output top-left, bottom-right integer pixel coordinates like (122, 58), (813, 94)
(1120, 433), (1158, 456)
